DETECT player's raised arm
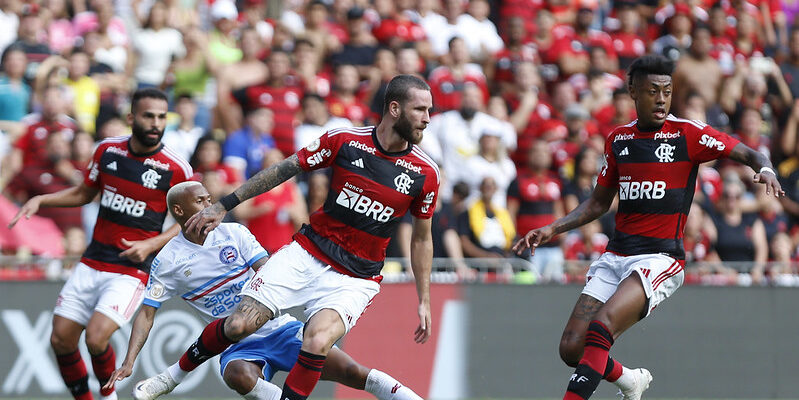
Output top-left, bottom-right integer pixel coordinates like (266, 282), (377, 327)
(726, 142), (785, 197)
(513, 183), (617, 255)
(103, 305), (158, 391)
(186, 154), (303, 235)
(409, 217), (433, 344)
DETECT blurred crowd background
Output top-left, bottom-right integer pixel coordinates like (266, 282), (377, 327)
(1, 0), (799, 286)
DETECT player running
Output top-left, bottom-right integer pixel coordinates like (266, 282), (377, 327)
(8, 88), (193, 400)
(513, 54), (784, 400)
(103, 181), (423, 400)
(133, 74), (438, 400)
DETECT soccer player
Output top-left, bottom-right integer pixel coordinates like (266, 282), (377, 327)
(105, 181), (423, 400)
(8, 88), (193, 400)
(133, 74), (438, 400)
(512, 54), (784, 400)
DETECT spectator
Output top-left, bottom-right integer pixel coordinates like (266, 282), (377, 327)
(780, 28), (799, 99)
(760, 196), (790, 244)
(207, 0), (243, 65)
(41, 0), (76, 55)
(429, 175), (469, 276)
(6, 130), (82, 232)
(428, 36), (489, 112)
(711, 178), (768, 284)
(563, 220), (607, 279)
(234, 148), (308, 254)
(422, 83), (515, 199)
(365, 48), (399, 116)
(0, 44), (30, 121)
(458, 176), (516, 258)
(768, 232), (797, 281)
(74, 0), (128, 73)
(167, 26), (218, 131)
(672, 24), (723, 118)
(293, 38), (330, 97)
(189, 135), (240, 199)
(229, 49), (303, 156)
(63, 50), (101, 134)
(396, 44), (424, 76)
(130, 1), (185, 88)
(683, 202), (718, 264)
(371, 0), (426, 48)
(302, 0), (343, 59)
(455, 0), (503, 63)
(215, 27), (269, 130)
(531, 8), (558, 71)
(651, 4), (694, 61)
(294, 93), (353, 152)
(305, 170), (329, 213)
(457, 129), (516, 207)
(12, 5), (52, 82)
(507, 140), (565, 282)
(594, 87), (636, 138)
(0, 0), (19, 54)
(551, 2), (617, 78)
(326, 63), (374, 126)
(609, 1), (647, 72)
(552, 104), (601, 178)
(490, 16), (538, 94)
(707, 4), (736, 75)
(223, 107), (276, 180)
(331, 7), (378, 67)
(162, 94), (204, 161)
(10, 86), (76, 171)
(423, 0), (463, 57)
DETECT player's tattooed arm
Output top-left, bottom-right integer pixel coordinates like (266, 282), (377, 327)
(233, 154), (302, 202)
(225, 296), (274, 341)
(727, 143), (785, 197)
(249, 257), (268, 272)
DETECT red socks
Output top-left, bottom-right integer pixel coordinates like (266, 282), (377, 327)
(90, 346), (117, 396)
(564, 320), (618, 400)
(56, 350), (93, 400)
(281, 350), (326, 400)
(178, 318), (235, 371)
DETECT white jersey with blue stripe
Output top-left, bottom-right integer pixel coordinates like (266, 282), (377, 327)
(143, 223), (296, 336)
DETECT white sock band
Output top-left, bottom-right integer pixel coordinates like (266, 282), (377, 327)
(365, 369), (423, 400)
(243, 378), (281, 400)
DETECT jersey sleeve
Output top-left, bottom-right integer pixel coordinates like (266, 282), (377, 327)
(596, 134), (619, 188)
(685, 122), (740, 163)
(507, 177), (520, 201)
(231, 223), (268, 268)
(83, 143), (105, 188)
(296, 129), (343, 171)
(410, 168), (440, 219)
(142, 252), (179, 309)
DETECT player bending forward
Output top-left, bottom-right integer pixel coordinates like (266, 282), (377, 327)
(104, 182), (423, 400)
(513, 54), (784, 400)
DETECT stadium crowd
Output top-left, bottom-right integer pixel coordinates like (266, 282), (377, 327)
(1, 0), (799, 285)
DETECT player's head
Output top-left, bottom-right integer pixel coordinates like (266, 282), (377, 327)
(383, 74), (432, 145)
(627, 54), (675, 129)
(129, 88), (169, 148)
(167, 181), (211, 226)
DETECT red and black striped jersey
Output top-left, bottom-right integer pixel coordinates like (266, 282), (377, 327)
(597, 115), (740, 260)
(295, 126), (440, 280)
(82, 136), (193, 284)
(507, 171), (562, 247)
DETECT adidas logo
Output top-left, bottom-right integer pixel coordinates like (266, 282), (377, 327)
(107, 161), (118, 171)
(619, 147), (629, 156)
(351, 158), (364, 168)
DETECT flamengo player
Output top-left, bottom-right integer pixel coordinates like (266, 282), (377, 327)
(513, 55), (784, 400)
(106, 181), (423, 400)
(8, 89), (193, 400)
(133, 74), (438, 400)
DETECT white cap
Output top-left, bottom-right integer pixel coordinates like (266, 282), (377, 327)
(211, 0), (238, 21)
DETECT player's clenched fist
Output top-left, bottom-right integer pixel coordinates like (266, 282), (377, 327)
(512, 225), (556, 255)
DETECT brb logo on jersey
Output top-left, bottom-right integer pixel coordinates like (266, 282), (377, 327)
(699, 134), (726, 151)
(337, 182), (395, 222)
(619, 180), (667, 200)
(219, 246), (239, 264)
(101, 188), (146, 217)
(655, 143), (676, 163)
(141, 169), (162, 189)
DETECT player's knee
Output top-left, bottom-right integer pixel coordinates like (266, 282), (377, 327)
(224, 315), (256, 341)
(50, 330), (75, 354)
(559, 337), (583, 367)
(223, 361), (258, 395)
(302, 330), (336, 354)
(84, 329), (110, 355)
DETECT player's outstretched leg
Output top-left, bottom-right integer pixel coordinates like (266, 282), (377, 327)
(86, 313), (123, 400)
(281, 309), (344, 400)
(323, 347), (423, 400)
(134, 297), (273, 400)
(223, 360), (282, 400)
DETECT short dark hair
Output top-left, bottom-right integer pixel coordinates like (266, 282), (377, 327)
(382, 74), (430, 115)
(131, 88), (168, 113)
(627, 54), (675, 86)
(302, 93), (324, 105)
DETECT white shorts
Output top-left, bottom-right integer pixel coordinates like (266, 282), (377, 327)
(54, 262), (146, 328)
(582, 252), (684, 317)
(241, 241), (380, 333)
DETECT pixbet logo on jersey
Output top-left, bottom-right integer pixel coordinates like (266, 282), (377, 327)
(618, 180), (667, 200)
(101, 188), (146, 217)
(336, 182), (395, 222)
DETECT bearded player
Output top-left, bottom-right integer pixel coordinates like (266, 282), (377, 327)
(9, 88), (193, 400)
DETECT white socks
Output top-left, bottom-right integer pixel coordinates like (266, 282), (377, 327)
(166, 362), (188, 383)
(243, 378), (281, 400)
(612, 366), (636, 390)
(99, 391), (118, 400)
(365, 369), (423, 400)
